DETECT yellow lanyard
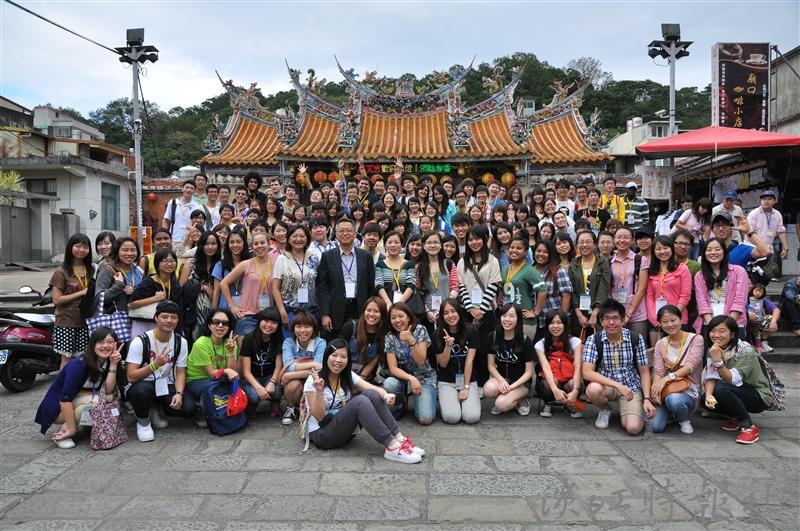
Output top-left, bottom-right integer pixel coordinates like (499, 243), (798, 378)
(430, 266), (441, 291)
(581, 256), (596, 294)
(658, 268), (666, 299)
(158, 277), (171, 300)
(256, 258), (272, 293)
(390, 265), (403, 291)
(611, 339), (621, 367)
(74, 266), (88, 289)
(505, 261), (524, 289)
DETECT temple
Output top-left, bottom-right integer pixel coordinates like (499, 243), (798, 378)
(200, 59), (611, 187)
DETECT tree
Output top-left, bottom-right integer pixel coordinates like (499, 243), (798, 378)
(565, 57), (613, 89)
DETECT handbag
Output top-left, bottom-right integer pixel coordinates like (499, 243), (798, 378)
(87, 292), (131, 342)
(128, 301), (158, 321)
(226, 377), (248, 416)
(659, 335), (691, 402)
(202, 378), (247, 436)
(88, 388), (128, 450)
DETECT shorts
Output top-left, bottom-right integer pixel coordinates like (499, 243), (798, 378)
(606, 387), (644, 418)
(53, 326), (89, 356)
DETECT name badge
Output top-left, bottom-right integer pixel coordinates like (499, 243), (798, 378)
(579, 294), (592, 311)
(110, 408), (120, 417)
(231, 295), (242, 307)
(711, 302), (725, 316)
(155, 376), (169, 397)
(297, 287), (309, 304)
(455, 372), (465, 390)
(627, 214), (635, 225)
(258, 294), (270, 310)
(655, 297), (667, 313)
(393, 291), (403, 304)
(471, 288), (482, 306)
(430, 295), (443, 311)
(79, 410), (93, 427)
(345, 281), (357, 299)
(615, 288), (628, 304)
(766, 231), (776, 238)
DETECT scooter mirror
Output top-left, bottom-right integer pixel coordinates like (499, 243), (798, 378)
(18, 286), (33, 294)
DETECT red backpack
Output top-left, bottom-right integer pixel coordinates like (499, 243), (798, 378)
(547, 351), (575, 383)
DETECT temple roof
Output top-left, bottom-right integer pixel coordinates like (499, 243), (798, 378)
(201, 62), (611, 167)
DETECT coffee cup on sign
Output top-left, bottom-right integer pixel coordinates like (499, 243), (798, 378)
(749, 53), (766, 63)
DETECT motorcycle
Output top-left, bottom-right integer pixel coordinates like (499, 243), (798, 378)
(0, 286), (57, 392)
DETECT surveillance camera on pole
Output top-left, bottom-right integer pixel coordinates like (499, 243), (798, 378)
(647, 23), (692, 137)
(115, 28), (158, 250)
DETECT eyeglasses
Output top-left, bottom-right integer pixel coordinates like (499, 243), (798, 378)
(336, 228), (354, 234)
(98, 339), (117, 345)
(601, 315), (623, 322)
(674, 241), (691, 247)
(211, 319), (230, 326)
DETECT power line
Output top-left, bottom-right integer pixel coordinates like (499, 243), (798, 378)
(3, 0), (120, 56)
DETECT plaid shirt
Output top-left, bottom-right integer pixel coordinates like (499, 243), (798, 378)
(582, 328), (648, 392)
(537, 267), (573, 327)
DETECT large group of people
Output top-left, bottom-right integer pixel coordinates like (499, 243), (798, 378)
(37, 164), (792, 459)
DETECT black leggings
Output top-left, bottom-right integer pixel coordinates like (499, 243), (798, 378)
(126, 380), (196, 420)
(310, 389), (400, 449)
(466, 310), (495, 386)
(703, 380), (766, 428)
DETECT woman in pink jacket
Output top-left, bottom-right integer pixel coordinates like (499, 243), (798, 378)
(693, 238), (749, 338)
(650, 304), (705, 434)
(646, 236), (692, 346)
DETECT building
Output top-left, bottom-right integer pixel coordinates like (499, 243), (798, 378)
(770, 44), (800, 135)
(200, 60), (611, 188)
(606, 117), (678, 176)
(0, 102), (132, 262)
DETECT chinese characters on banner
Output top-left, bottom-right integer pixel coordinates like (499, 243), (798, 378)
(635, 165), (673, 201)
(363, 163), (453, 174)
(711, 43), (770, 130)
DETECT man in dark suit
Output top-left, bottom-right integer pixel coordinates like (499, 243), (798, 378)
(317, 218), (376, 339)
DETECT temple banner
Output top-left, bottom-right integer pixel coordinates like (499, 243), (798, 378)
(711, 43), (770, 130)
(635, 165), (673, 200)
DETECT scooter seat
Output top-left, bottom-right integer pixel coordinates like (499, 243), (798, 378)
(14, 313), (55, 326)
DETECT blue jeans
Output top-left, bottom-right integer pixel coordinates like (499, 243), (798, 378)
(236, 316), (259, 336)
(242, 375), (284, 407)
(651, 392), (696, 432)
(690, 242), (701, 261)
(383, 374), (437, 424)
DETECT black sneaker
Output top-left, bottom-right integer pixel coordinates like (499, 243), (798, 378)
(281, 406), (296, 426)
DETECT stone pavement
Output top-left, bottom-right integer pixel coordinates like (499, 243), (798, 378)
(0, 365), (798, 530)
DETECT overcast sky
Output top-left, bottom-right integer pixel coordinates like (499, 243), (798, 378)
(1, 1), (798, 116)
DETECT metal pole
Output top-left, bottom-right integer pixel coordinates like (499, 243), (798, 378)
(131, 56), (144, 250)
(668, 42), (676, 137)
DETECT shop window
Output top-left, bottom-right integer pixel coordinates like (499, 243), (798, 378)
(101, 182), (120, 230)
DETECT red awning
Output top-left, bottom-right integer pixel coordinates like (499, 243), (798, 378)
(636, 126), (800, 159)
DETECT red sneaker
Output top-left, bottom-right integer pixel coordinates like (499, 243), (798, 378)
(736, 425), (760, 444)
(721, 420), (739, 431)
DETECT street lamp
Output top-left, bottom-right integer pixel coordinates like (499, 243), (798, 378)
(115, 28), (158, 249)
(648, 24), (692, 137)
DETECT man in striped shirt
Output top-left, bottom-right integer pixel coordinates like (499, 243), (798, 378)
(622, 182), (650, 231)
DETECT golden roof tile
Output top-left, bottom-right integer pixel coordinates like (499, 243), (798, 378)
(528, 113), (612, 164)
(201, 115), (282, 166)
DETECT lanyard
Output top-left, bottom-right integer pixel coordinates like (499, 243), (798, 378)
(613, 254), (629, 291)
(764, 209), (773, 229)
(430, 266), (441, 291)
(124, 268), (139, 288)
(255, 257), (271, 292)
(505, 261), (524, 289)
(292, 253), (306, 287)
(74, 266), (88, 289)
(212, 341), (227, 368)
(153, 336), (172, 377)
(158, 277), (171, 300)
(610, 339), (622, 367)
(390, 265), (403, 291)
(658, 268), (667, 299)
(581, 256), (595, 294)
(342, 252), (356, 281)
(664, 332), (686, 368)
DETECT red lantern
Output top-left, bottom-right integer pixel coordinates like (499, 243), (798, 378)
(500, 172), (516, 187)
(295, 174), (305, 185)
(328, 171), (339, 183)
(314, 170), (328, 184)
(146, 192), (157, 203)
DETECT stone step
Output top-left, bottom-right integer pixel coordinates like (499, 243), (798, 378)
(762, 347), (800, 363)
(764, 331), (799, 348)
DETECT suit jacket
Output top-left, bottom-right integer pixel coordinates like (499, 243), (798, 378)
(317, 246), (376, 332)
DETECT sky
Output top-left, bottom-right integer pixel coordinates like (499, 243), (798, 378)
(1, 0), (798, 117)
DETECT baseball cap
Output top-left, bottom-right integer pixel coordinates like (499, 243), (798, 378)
(635, 227), (653, 239)
(712, 212), (734, 226)
(760, 190), (777, 199)
(626, 181), (638, 189)
(723, 190), (737, 200)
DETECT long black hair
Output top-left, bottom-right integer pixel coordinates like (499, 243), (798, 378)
(648, 235), (679, 276)
(62, 232), (93, 278)
(490, 303), (525, 354)
(418, 231), (446, 294)
(319, 338), (354, 396)
(82, 326), (118, 384)
(543, 309), (574, 358)
(699, 238), (730, 292)
(436, 298), (472, 346)
(221, 228), (250, 272)
(464, 224), (490, 270)
(241, 307), (283, 357)
(533, 240), (560, 297)
(193, 231), (222, 283)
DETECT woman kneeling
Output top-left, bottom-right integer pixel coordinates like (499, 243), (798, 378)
(304, 339), (424, 464)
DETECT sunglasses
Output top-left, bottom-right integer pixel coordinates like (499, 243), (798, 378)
(211, 319), (230, 326)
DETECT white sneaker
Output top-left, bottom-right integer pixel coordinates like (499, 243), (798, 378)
(594, 409), (611, 429)
(516, 398), (531, 416)
(566, 406), (584, 418)
(539, 404), (553, 418)
(679, 420), (694, 434)
(54, 437), (76, 449)
(402, 437), (425, 457)
(137, 422), (155, 442)
(384, 444), (422, 464)
(490, 406), (502, 415)
(760, 340), (773, 353)
(150, 406), (168, 429)
(282, 407), (296, 426)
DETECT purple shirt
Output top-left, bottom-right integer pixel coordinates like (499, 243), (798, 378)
(747, 207), (786, 242)
(610, 250), (649, 322)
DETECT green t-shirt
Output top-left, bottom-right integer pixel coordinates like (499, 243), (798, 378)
(501, 263), (546, 324)
(682, 259), (700, 276)
(186, 335), (238, 382)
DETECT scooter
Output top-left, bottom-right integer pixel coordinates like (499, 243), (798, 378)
(0, 286), (57, 392)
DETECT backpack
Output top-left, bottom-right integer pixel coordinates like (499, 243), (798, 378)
(547, 351), (575, 383)
(167, 199), (178, 237)
(201, 378), (247, 436)
(632, 254), (642, 294)
(135, 332), (183, 381)
(594, 331), (642, 369)
(756, 353), (786, 411)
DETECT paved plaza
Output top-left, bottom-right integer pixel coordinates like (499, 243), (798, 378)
(0, 362), (798, 530)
